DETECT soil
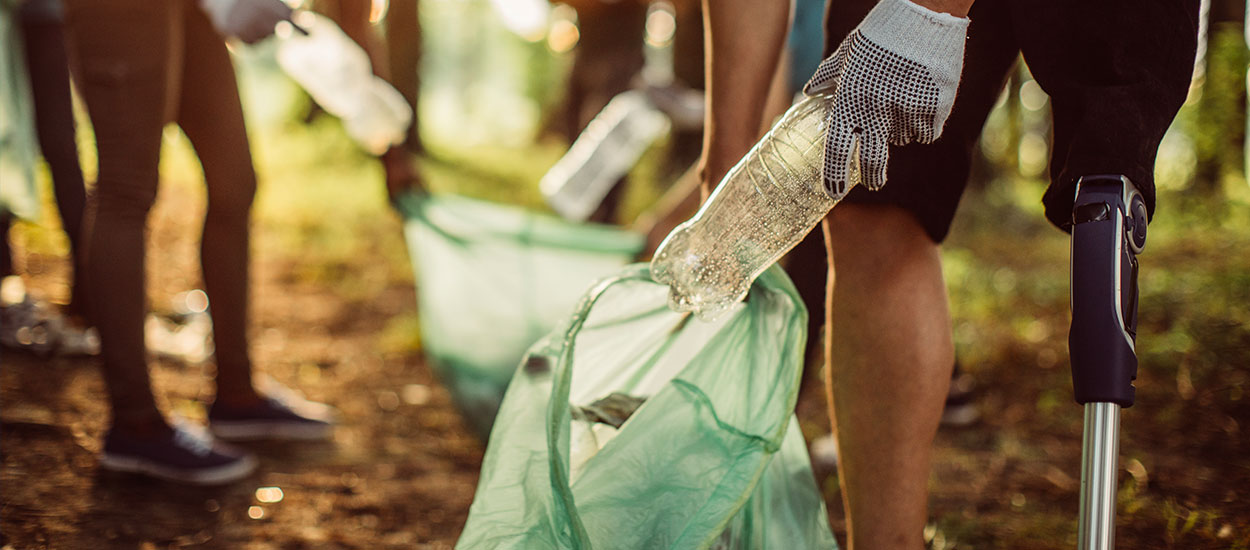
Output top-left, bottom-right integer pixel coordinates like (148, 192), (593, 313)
(2, 182), (481, 550)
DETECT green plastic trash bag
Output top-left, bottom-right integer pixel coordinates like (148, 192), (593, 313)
(458, 264), (836, 549)
(0, 1), (41, 221)
(400, 192), (644, 437)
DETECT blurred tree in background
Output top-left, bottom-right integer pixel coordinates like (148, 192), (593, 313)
(1191, 0), (1248, 192)
(971, 0), (1246, 207)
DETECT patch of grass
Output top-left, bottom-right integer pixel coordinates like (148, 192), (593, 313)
(422, 140), (563, 210)
(1160, 499), (1229, 547)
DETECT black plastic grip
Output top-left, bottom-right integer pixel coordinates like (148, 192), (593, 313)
(1069, 175), (1145, 407)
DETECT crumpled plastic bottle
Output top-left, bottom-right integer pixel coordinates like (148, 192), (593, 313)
(274, 11), (412, 155)
(651, 93), (854, 321)
(541, 91), (671, 222)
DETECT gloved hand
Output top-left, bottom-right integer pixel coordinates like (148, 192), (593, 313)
(200, 0), (292, 44)
(803, 0), (969, 198)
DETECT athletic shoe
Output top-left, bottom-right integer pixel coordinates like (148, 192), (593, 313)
(209, 384), (335, 441)
(940, 371), (980, 427)
(99, 422), (257, 485)
(0, 298), (62, 357)
(145, 311), (213, 364)
(809, 433), (840, 473)
(57, 323), (100, 357)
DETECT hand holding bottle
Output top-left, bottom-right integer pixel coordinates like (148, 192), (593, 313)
(274, 11), (413, 155)
(200, 0), (292, 44)
(651, 0), (970, 321)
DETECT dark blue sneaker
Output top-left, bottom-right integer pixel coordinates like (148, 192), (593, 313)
(99, 422), (257, 485)
(209, 384), (335, 441)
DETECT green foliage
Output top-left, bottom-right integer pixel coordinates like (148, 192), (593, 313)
(1192, 24), (1249, 189)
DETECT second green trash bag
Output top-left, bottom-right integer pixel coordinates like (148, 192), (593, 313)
(0, 1), (41, 221)
(401, 192), (645, 437)
(457, 264), (836, 549)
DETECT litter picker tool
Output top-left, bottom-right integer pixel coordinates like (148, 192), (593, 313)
(1068, 175), (1149, 550)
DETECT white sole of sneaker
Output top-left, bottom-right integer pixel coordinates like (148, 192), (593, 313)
(940, 403), (981, 427)
(98, 452), (258, 485)
(210, 420), (333, 442)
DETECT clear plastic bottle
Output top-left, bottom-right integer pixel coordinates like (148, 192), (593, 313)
(650, 94), (853, 321)
(541, 90), (670, 222)
(274, 11), (412, 155)
(341, 78), (413, 155)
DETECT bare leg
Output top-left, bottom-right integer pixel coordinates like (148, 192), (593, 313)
(823, 203), (954, 549)
(21, 10), (89, 317)
(176, 5), (261, 406)
(66, 0), (179, 435)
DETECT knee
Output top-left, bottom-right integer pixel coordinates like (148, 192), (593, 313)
(824, 204), (954, 364)
(826, 203), (940, 281)
(204, 171), (257, 223)
(205, 193), (255, 226)
(40, 141), (82, 171)
(93, 174), (158, 222)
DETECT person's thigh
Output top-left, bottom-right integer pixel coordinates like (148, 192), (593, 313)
(21, 6), (84, 190)
(63, 0), (175, 208)
(1014, 0), (1199, 229)
(174, 0), (257, 210)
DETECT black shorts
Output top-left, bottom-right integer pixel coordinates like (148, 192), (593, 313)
(823, 0), (1200, 243)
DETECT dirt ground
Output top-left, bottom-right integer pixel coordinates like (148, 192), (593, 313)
(2, 179), (483, 550)
(3, 174), (1248, 549)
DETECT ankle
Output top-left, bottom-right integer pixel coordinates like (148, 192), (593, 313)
(212, 389), (264, 409)
(111, 415), (173, 440)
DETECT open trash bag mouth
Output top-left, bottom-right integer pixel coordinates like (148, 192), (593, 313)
(399, 192), (644, 437)
(458, 264), (836, 550)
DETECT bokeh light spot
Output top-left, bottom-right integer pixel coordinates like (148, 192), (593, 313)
(256, 487), (284, 503)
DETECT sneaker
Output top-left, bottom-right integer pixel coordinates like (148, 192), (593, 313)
(57, 323), (100, 357)
(940, 372), (980, 427)
(145, 311), (213, 364)
(209, 385), (335, 442)
(99, 423), (258, 485)
(0, 298), (61, 357)
(809, 433), (840, 472)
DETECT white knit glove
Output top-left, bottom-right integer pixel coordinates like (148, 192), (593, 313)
(803, 0), (969, 198)
(199, 0), (292, 44)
